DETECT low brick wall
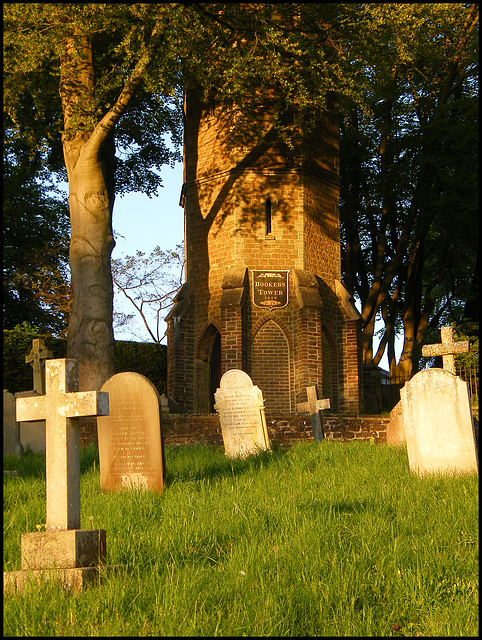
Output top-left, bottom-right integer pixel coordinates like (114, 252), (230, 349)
(80, 413), (390, 449)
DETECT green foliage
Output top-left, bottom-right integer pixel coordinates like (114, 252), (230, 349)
(114, 340), (167, 395)
(2, 323), (67, 393)
(3, 442), (478, 636)
(3, 133), (70, 334)
(453, 321), (479, 369)
(339, 3), (478, 373)
(3, 3), (478, 381)
(2, 324), (167, 395)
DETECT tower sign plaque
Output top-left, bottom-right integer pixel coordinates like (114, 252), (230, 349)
(252, 270), (289, 310)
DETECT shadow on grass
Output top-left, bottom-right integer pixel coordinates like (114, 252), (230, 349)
(3, 443), (99, 479)
(164, 443), (290, 486)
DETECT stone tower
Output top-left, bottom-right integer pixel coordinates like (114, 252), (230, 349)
(166, 89), (363, 414)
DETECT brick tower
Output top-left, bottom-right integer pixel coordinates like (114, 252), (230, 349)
(166, 90), (363, 415)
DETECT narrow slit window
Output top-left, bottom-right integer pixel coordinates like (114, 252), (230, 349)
(265, 198), (272, 235)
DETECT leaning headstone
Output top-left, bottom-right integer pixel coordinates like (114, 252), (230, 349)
(3, 390), (23, 456)
(386, 400), (405, 446)
(400, 368), (478, 476)
(4, 359), (114, 594)
(296, 385), (330, 441)
(97, 372), (166, 493)
(214, 369), (270, 458)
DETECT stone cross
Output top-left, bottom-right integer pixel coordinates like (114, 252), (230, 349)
(25, 338), (53, 394)
(421, 326), (469, 375)
(16, 359), (109, 530)
(297, 385), (331, 442)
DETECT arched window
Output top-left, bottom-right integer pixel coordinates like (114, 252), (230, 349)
(265, 197), (272, 235)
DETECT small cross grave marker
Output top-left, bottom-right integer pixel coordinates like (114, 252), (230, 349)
(16, 359), (109, 530)
(297, 385), (330, 442)
(25, 338), (53, 395)
(421, 326), (469, 375)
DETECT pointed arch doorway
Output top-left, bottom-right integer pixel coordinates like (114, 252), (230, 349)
(209, 330), (222, 412)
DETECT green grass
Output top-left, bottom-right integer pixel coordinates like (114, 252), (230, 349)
(3, 441), (479, 636)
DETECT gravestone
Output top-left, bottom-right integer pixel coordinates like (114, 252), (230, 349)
(97, 372), (166, 492)
(16, 338), (53, 453)
(4, 359), (113, 593)
(25, 338), (53, 395)
(17, 390), (45, 453)
(214, 369), (270, 458)
(388, 326), (471, 448)
(386, 401), (404, 446)
(296, 385), (330, 441)
(3, 390), (23, 456)
(400, 368), (478, 476)
(421, 326), (469, 374)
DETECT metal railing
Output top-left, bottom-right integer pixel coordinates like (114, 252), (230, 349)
(378, 364), (479, 413)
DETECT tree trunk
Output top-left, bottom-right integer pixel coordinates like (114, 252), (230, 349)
(63, 133), (116, 391)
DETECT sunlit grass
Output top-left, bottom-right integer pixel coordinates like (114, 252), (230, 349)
(3, 441), (478, 636)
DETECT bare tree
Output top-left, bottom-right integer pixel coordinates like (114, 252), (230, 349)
(111, 244), (184, 343)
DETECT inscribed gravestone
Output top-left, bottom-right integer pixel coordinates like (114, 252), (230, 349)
(214, 369), (270, 458)
(400, 368), (477, 475)
(97, 372), (166, 492)
(296, 385), (330, 441)
(3, 389), (22, 456)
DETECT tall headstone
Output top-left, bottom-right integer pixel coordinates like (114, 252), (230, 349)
(296, 385), (330, 441)
(214, 369), (270, 458)
(97, 372), (166, 492)
(4, 359), (113, 593)
(400, 368), (478, 476)
(3, 390), (22, 456)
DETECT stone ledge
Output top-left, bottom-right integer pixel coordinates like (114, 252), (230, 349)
(21, 529), (106, 570)
(3, 564), (126, 595)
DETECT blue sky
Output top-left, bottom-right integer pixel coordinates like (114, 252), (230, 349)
(111, 161), (184, 344)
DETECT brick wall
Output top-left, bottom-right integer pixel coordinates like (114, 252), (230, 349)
(79, 413), (390, 450)
(167, 89), (363, 415)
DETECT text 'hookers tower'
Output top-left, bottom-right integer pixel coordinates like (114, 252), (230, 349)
(166, 89), (363, 415)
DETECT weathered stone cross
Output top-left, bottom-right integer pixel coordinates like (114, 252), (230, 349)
(421, 326), (469, 375)
(25, 338), (53, 395)
(16, 359), (109, 530)
(297, 385), (331, 442)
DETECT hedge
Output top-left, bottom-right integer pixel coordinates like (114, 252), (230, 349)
(3, 323), (167, 396)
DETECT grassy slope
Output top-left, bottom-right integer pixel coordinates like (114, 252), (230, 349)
(3, 442), (479, 636)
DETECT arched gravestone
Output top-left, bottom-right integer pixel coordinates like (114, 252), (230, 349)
(97, 372), (165, 492)
(400, 368), (477, 476)
(214, 369), (270, 458)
